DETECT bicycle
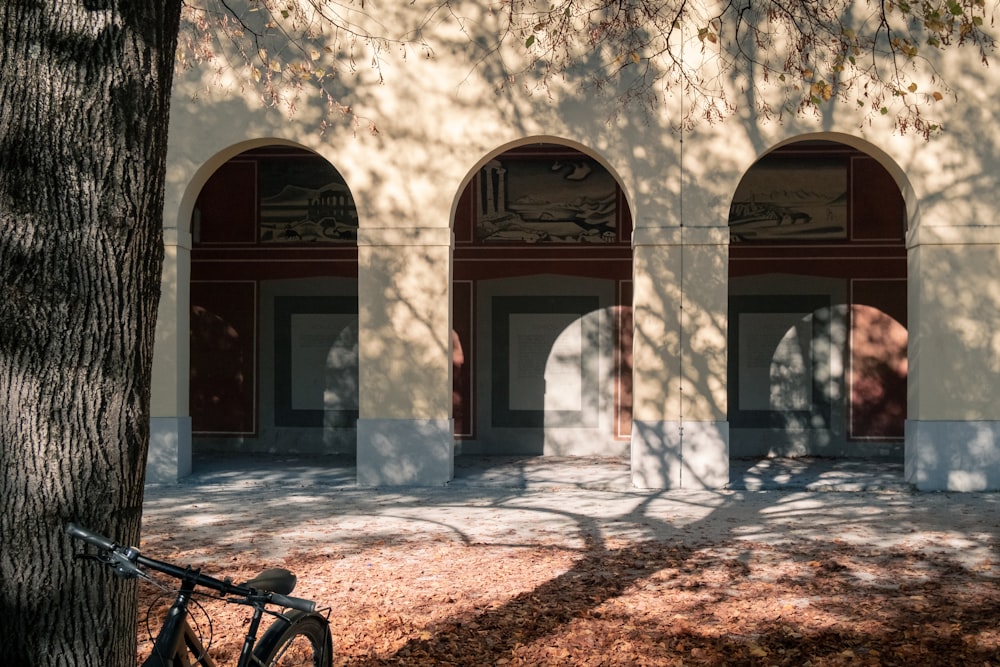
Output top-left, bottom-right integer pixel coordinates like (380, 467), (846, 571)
(66, 523), (333, 667)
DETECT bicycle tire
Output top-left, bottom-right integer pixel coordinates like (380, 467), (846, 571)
(253, 610), (333, 667)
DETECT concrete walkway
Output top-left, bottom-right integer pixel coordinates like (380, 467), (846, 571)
(141, 454), (998, 571)
(173, 454), (910, 492)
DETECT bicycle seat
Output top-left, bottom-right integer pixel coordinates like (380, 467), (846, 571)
(241, 568), (297, 595)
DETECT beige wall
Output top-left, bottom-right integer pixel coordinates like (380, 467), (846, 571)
(357, 227), (452, 420)
(631, 226), (729, 425)
(150, 2), (1000, 488)
(909, 227), (1000, 421)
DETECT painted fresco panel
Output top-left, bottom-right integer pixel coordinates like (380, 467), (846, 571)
(258, 155), (358, 243)
(491, 295), (600, 428)
(850, 279), (907, 439)
(728, 295), (832, 428)
(190, 281), (256, 434)
(476, 153), (620, 244)
(730, 157), (848, 241)
(274, 296), (359, 427)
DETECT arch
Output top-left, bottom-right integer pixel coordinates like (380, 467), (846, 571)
(727, 135), (909, 461)
(450, 138), (635, 458)
(450, 135), (637, 236)
(174, 138), (309, 238)
(745, 131), (920, 236)
(187, 141), (360, 458)
(174, 138), (370, 242)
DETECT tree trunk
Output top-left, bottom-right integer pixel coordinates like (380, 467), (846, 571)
(0, 1), (181, 664)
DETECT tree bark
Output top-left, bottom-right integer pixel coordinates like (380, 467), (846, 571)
(0, 1), (181, 664)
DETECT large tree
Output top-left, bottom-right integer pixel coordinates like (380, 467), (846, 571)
(0, 0), (993, 664)
(0, 2), (182, 664)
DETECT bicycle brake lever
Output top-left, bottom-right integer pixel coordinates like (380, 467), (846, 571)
(109, 546), (144, 579)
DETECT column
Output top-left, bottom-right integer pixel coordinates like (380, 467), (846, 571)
(355, 226), (454, 486)
(631, 226), (730, 489)
(148, 227), (192, 484)
(905, 225), (1000, 491)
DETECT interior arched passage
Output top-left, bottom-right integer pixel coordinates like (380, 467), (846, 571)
(451, 142), (634, 459)
(728, 139), (907, 460)
(189, 144), (360, 461)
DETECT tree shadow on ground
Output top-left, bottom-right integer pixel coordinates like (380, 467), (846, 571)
(312, 488), (1000, 666)
(140, 472), (1000, 666)
(340, 533), (1000, 666)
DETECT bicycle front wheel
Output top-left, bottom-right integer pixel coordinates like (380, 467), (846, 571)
(253, 610), (333, 667)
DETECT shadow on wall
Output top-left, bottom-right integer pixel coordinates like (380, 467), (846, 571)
(907, 421), (1000, 491)
(629, 420), (729, 489)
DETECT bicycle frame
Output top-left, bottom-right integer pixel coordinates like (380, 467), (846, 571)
(138, 555), (277, 667)
(67, 523), (329, 667)
(141, 574), (226, 667)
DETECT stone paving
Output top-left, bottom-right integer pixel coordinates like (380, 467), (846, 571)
(142, 455), (998, 571)
(171, 453), (910, 492)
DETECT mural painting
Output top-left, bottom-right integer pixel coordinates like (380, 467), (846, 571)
(258, 155), (358, 243)
(730, 157), (848, 242)
(476, 155), (619, 244)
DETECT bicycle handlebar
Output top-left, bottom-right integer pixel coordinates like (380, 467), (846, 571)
(66, 523), (316, 613)
(66, 522), (117, 551)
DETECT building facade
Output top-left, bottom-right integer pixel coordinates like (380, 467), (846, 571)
(147, 5), (1000, 491)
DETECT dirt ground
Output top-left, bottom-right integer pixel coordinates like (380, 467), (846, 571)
(136, 484), (1000, 666)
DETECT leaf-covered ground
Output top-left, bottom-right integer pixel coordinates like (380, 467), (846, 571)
(137, 531), (1000, 666)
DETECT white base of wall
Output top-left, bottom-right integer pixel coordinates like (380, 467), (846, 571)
(357, 418), (455, 486)
(631, 420), (730, 489)
(147, 417), (192, 484)
(905, 419), (1000, 491)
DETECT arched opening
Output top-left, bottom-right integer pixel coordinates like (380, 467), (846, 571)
(451, 142), (634, 464)
(728, 139), (907, 467)
(189, 144), (359, 464)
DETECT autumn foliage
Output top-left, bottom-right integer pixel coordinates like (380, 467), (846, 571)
(138, 523), (1000, 665)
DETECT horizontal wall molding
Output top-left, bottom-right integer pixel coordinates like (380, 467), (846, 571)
(908, 224), (1000, 248)
(357, 227), (452, 247)
(632, 226), (730, 247)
